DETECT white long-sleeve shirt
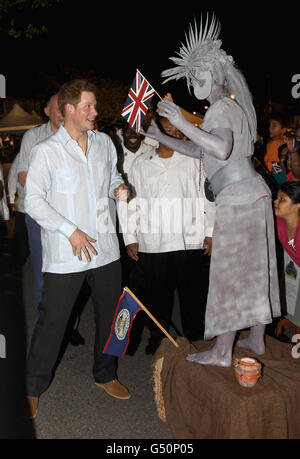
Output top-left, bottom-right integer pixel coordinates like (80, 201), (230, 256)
(24, 125), (124, 274)
(0, 163), (9, 222)
(7, 153), (25, 212)
(121, 149), (216, 253)
(17, 121), (54, 173)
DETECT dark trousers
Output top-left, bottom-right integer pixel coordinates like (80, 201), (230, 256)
(26, 260), (121, 397)
(25, 214), (43, 321)
(14, 211), (30, 266)
(129, 250), (210, 346)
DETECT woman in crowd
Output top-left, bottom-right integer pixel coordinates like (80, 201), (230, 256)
(274, 181), (300, 267)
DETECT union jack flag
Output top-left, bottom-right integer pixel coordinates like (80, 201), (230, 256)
(121, 70), (155, 132)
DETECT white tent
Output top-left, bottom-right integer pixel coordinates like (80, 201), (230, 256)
(0, 104), (45, 133)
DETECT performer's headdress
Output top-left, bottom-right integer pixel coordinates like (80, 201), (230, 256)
(161, 13), (257, 142)
(161, 14), (232, 86)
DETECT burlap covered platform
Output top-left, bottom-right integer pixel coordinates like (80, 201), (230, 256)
(152, 333), (300, 439)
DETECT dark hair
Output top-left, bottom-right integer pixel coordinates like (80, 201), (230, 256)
(156, 116), (177, 137)
(58, 79), (98, 116)
(268, 112), (289, 128)
(280, 181), (300, 204)
(156, 116), (167, 135)
(121, 119), (133, 132)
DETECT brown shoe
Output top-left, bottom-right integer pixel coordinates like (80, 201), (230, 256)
(95, 379), (131, 400)
(24, 396), (39, 419)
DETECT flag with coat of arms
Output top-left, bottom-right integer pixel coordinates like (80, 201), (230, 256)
(102, 288), (143, 357)
(121, 69), (156, 133)
(102, 287), (179, 358)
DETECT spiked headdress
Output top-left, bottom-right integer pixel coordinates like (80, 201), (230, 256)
(161, 13), (257, 142)
(161, 13), (233, 87)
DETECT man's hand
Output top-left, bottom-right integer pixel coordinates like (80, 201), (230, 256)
(69, 228), (98, 262)
(114, 184), (129, 201)
(202, 237), (212, 256)
(18, 171), (27, 187)
(126, 242), (139, 261)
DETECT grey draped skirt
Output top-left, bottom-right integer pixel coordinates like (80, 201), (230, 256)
(204, 180), (281, 340)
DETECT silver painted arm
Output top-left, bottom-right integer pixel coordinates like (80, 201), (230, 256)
(142, 120), (201, 159)
(144, 100), (233, 160)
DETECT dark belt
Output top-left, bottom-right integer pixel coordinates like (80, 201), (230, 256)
(209, 157), (258, 198)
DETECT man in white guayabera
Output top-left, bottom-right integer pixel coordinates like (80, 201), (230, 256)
(142, 13), (281, 367)
(24, 79), (130, 419)
(121, 115), (215, 355)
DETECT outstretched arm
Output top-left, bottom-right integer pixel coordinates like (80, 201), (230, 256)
(143, 100), (233, 161)
(142, 120), (202, 159)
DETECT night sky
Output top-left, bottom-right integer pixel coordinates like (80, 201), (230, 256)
(1, 2), (299, 114)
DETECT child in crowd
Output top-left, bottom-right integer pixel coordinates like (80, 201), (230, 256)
(273, 143), (289, 185)
(286, 132), (300, 181)
(274, 181), (300, 266)
(264, 113), (288, 173)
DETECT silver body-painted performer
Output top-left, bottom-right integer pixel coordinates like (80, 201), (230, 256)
(142, 14), (281, 366)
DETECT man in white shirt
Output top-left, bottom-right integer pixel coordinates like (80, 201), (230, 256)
(18, 94), (86, 345)
(7, 153), (29, 266)
(115, 120), (155, 186)
(24, 79), (130, 419)
(114, 121), (154, 288)
(118, 121), (155, 170)
(0, 161), (9, 225)
(122, 117), (215, 354)
(0, 160), (9, 310)
(17, 93), (63, 321)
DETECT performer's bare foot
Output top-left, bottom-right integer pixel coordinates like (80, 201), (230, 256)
(186, 331), (236, 367)
(236, 324), (266, 355)
(187, 348), (232, 367)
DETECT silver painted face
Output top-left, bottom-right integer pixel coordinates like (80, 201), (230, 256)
(191, 70), (213, 100)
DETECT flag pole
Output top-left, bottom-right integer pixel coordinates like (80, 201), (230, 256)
(136, 69), (163, 101)
(124, 286), (179, 348)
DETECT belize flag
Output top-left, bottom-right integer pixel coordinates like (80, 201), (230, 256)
(121, 69), (155, 133)
(103, 288), (143, 357)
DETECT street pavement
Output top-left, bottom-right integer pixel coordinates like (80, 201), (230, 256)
(0, 231), (174, 439)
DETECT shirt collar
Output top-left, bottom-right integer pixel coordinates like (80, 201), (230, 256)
(153, 150), (179, 161)
(56, 124), (96, 146)
(46, 120), (55, 135)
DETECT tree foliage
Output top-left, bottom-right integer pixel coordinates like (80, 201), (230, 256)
(0, 0), (61, 38)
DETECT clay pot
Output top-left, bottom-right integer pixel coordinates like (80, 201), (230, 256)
(233, 357), (262, 388)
